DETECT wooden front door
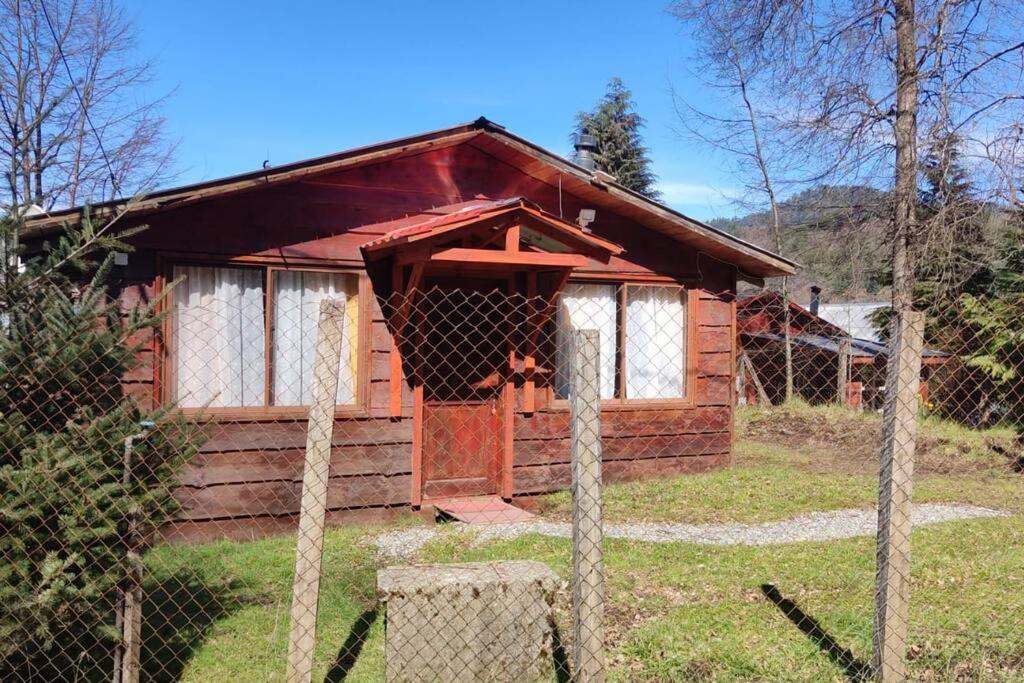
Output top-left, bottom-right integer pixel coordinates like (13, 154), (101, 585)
(419, 281), (508, 501)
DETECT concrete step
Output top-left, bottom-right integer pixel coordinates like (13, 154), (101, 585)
(431, 496), (536, 525)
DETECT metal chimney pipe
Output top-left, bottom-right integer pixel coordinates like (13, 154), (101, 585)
(574, 130), (597, 171)
(809, 286), (821, 316)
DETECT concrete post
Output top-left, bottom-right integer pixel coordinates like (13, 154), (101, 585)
(570, 329), (605, 682)
(286, 299), (345, 683)
(872, 310), (924, 682)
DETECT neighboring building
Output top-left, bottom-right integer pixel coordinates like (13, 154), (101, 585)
(816, 302), (887, 342)
(737, 290), (948, 409)
(23, 118), (795, 539)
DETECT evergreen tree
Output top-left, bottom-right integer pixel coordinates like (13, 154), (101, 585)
(870, 135), (994, 341)
(916, 133), (993, 301)
(0, 213), (198, 678)
(574, 78), (660, 199)
(956, 215), (1024, 424)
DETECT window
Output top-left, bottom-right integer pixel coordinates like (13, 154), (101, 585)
(555, 283), (618, 400)
(172, 265), (360, 409)
(554, 282), (689, 402)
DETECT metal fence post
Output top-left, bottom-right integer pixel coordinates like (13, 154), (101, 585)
(286, 298), (346, 683)
(116, 423), (152, 683)
(570, 328), (606, 682)
(872, 310), (925, 682)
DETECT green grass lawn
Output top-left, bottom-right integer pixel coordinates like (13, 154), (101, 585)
(142, 405), (1024, 681)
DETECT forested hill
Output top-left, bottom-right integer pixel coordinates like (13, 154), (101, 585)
(708, 185), (891, 302)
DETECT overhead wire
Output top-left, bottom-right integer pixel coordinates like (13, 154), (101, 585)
(38, 0), (120, 198)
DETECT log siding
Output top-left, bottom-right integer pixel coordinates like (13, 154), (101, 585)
(101, 143), (740, 542)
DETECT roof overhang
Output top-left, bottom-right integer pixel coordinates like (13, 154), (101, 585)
(21, 117), (797, 279)
(361, 197), (623, 267)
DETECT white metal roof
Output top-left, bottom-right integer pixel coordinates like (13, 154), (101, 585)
(816, 302), (888, 342)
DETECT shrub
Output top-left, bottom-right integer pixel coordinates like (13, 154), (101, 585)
(0, 212), (199, 678)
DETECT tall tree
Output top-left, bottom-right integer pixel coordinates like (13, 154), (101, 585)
(673, 18), (796, 400)
(0, 0), (174, 214)
(672, 0), (1024, 312)
(574, 78), (660, 198)
(674, 1), (1024, 675)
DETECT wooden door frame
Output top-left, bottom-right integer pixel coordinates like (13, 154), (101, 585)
(410, 275), (516, 505)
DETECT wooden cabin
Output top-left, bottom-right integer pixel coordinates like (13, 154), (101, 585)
(737, 290), (948, 409)
(23, 118), (796, 540)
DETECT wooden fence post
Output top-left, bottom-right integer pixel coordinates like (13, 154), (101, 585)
(570, 329), (605, 682)
(286, 299), (346, 683)
(740, 351), (771, 406)
(872, 310), (924, 682)
(837, 337), (851, 407)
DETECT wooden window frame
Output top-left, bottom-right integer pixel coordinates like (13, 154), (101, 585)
(155, 254), (371, 421)
(546, 278), (699, 411)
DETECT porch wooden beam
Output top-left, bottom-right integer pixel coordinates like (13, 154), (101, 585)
(502, 276), (516, 499)
(504, 224), (521, 253)
(389, 265), (404, 418)
(529, 269), (572, 345)
(394, 262), (424, 325)
(523, 272), (538, 413)
(428, 247), (587, 268)
(389, 262), (424, 418)
(410, 311), (426, 507)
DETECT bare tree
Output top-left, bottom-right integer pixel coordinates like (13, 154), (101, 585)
(0, 0), (174, 214)
(672, 0), (1024, 313)
(673, 1), (1024, 677)
(672, 18), (797, 401)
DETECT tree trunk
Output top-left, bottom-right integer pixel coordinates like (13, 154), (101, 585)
(892, 0), (919, 312)
(781, 278), (794, 402)
(735, 49), (794, 402)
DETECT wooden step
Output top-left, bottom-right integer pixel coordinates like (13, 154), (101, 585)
(431, 496), (536, 525)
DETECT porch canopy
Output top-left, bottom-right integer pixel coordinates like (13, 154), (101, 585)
(361, 196), (622, 271)
(360, 196), (624, 420)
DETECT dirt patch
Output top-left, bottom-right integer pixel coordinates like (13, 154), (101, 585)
(910, 644), (1024, 682)
(738, 406), (1017, 475)
(987, 434), (1024, 472)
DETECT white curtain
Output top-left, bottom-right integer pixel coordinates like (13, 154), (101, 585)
(273, 271), (357, 406)
(555, 283), (617, 400)
(625, 286), (687, 399)
(173, 266), (266, 408)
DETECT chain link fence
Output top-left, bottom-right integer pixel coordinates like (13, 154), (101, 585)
(737, 287), (1024, 681)
(2, 271), (1022, 681)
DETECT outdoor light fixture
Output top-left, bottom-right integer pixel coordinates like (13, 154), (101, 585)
(576, 208), (596, 231)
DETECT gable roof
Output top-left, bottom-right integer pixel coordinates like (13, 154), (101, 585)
(20, 117), (797, 278)
(360, 196), (623, 262)
(737, 290), (849, 338)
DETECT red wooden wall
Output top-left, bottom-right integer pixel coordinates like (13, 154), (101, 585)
(105, 141), (738, 542)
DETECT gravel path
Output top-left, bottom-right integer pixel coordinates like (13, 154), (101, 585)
(372, 503), (1009, 560)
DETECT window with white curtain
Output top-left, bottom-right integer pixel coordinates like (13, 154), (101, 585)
(555, 283), (618, 400)
(172, 265), (360, 409)
(173, 266), (266, 408)
(625, 286), (687, 399)
(554, 282), (689, 402)
(273, 271), (358, 406)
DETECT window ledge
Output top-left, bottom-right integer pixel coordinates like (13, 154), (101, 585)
(544, 397), (697, 412)
(176, 406), (369, 422)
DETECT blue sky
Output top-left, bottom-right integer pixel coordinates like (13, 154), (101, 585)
(129, 0), (744, 220)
